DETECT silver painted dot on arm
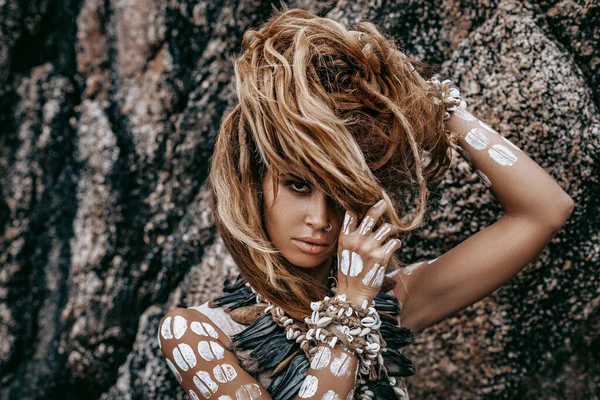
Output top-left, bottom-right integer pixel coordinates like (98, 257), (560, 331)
(454, 108), (477, 121)
(465, 127), (490, 150)
(178, 343), (197, 369)
(298, 375), (319, 398)
(173, 315), (188, 339)
(197, 340), (225, 361)
(165, 358), (182, 383)
(235, 383), (262, 400)
(311, 346), (332, 369)
(213, 363), (238, 383)
(188, 389), (200, 400)
(193, 370), (219, 398)
(161, 316), (173, 340)
(488, 144), (518, 166)
(374, 224), (391, 241)
(322, 390), (341, 400)
(330, 352), (352, 377)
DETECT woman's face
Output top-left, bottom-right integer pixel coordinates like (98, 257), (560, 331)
(262, 168), (345, 271)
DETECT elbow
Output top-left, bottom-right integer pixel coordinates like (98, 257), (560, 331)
(547, 194), (575, 231)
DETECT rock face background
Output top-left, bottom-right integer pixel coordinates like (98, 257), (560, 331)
(0, 0), (598, 399)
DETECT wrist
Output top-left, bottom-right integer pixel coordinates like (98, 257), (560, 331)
(334, 289), (373, 310)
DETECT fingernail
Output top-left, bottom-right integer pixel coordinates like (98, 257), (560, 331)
(374, 199), (385, 208)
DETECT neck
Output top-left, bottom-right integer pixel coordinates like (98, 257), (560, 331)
(296, 256), (334, 291)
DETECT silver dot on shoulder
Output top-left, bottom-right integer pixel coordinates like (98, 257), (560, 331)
(173, 315), (188, 339)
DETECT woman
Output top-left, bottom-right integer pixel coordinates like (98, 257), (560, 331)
(157, 6), (574, 400)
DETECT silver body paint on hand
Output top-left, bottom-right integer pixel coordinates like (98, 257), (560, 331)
(374, 225), (391, 241)
(358, 216), (375, 235)
(349, 252), (363, 277)
(362, 263), (385, 287)
(342, 212), (354, 235)
(340, 249), (350, 275)
(383, 239), (400, 255)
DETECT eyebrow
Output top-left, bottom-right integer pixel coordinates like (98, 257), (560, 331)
(279, 172), (302, 179)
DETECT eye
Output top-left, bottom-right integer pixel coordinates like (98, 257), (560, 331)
(287, 180), (310, 193)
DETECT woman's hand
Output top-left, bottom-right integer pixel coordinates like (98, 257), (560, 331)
(336, 199), (402, 306)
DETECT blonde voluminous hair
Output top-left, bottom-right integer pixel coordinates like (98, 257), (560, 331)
(209, 5), (453, 320)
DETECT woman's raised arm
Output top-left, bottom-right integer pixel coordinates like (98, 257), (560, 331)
(390, 108), (575, 334)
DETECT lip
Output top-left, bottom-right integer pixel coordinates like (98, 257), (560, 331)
(296, 236), (329, 245)
(292, 239), (331, 255)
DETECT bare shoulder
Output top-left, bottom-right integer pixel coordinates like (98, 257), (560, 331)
(158, 306), (231, 349)
(157, 307), (267, 399)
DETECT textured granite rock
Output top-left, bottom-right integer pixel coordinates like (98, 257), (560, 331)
(398, 2), (600, 398)
(0, 0), (597, 399)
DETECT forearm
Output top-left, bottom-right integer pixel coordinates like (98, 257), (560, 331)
(293, 341), (359, 400)
(446, 110), (574, 228)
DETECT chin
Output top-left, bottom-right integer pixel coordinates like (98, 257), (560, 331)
(285, 252), (328, 269)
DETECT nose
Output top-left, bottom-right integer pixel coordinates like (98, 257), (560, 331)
(304, 189), (332, 231)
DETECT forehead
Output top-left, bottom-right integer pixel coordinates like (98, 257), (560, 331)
(267, 163), (308, 179)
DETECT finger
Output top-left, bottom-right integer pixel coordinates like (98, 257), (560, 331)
(341, 210), (358, 235)
(373, 223), (399, 242)
(381, 238), (402, 258)
(358, 199), (387, 236)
